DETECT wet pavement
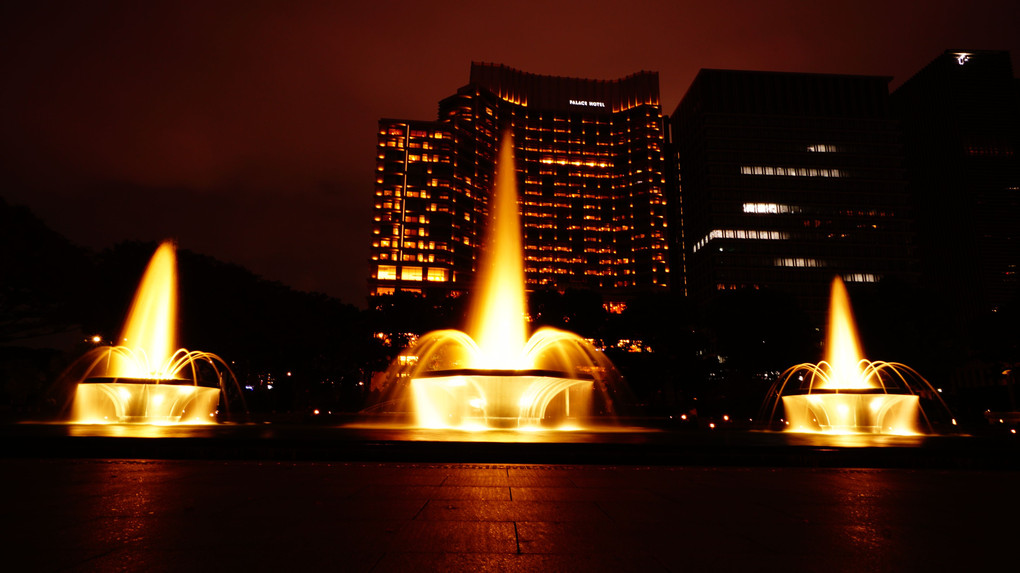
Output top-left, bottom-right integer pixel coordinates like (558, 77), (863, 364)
(4, 458), (1018, 572)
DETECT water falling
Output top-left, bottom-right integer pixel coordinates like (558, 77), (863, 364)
(764, 277), (952, 434)
(375, 130), (628, 429)
(67, 241), (240, 424)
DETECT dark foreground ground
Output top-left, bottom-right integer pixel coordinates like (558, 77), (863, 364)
(3, 424), (1019, 571)
(4, 459), (1019, 572)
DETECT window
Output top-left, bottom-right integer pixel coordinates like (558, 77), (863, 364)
(377, 265), (397, 280)
(401, 266), (423, 281)
(843, 273), (879, 283)
(744, 203), (803, 214)
(774, 258), (827, 268)
(692, 229), (790, 253)
(740, 165), (845, 178)
(427, 268), (448, 282)
(807, 144), (839, 153)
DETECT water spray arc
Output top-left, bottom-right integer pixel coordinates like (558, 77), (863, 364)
(67, 241), (243, 424)
(763, 277), (953, 434)
(377, 131), (628, 430)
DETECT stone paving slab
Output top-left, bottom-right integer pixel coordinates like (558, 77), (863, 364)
(2, 459), (1017, 572)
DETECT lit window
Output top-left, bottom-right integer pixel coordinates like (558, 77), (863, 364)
(401, 266), (423, 281)
(427, 268), (448, 282)
(807, 144), (839, 153)
(692, 229), (790, 253)
(740, 165), (845, 178)
(377, 265), (397, 280)
(843, 273), (879, 283)
(774, 258), (827, 268)
(743, 203), (802, 214)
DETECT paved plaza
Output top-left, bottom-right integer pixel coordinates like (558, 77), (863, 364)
(3, 458), (1018, 572)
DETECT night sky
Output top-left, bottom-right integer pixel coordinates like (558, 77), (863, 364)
(2, 1), (1018, 306)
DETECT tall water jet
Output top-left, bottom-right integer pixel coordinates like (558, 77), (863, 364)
(821, 277), (867, 390)
(67, 241), (240, 424)
(114, 242), (178, 378)
(468, 132), (529, 369)
(764, 277), (951, 434)
(375, 131), (627, 429)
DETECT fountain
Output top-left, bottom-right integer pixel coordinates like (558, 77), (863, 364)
(764, 277), (951, 434)
(67, 241), (240, 424)
(376, 131), (626, 430)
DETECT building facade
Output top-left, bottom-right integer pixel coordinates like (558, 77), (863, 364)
(667, 69), (914, 320)
(891, 50), (1019, 323)
(369, 63), (670, 301)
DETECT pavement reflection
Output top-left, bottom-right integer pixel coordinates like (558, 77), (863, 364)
(3, 459), (1016, 572)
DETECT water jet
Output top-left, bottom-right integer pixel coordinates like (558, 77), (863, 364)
(764, 277), (952, 434)
(67, 241), (241, 424)
(375, 131), (627, 430)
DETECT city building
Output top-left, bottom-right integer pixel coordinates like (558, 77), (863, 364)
(369, 63), (670, 302)
(891, 50), (1019, 323)
(667, 69), (914, 321)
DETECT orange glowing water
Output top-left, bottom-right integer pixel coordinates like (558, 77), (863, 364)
(379, 131), (626, 429)
(820, 277), (869, 390)
(68, 241), (239, 424)
(116, 241), (178, 378)
(468, 130), (529, 369)
(766, 277), (951, 435)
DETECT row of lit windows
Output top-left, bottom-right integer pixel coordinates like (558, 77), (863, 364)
(743, 203), (803, 214)
(376, 265), (449, 282)
(538, 157), (613, 168)
(692, 229), (791, 252)
(844, 273), (879, 283)
(376, 252), (444, 263)
(740, 166), (846, 177)
(806, 144), (840, 153)
(377, 239), (447, 251)
(406, 154), (447, 163)
(775, 258), (827, 268)
(377, 188), (438, 199)
(740, 203), (896, 220)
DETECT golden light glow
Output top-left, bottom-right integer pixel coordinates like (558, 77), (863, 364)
(117, 241), (178, 378)
(377, 133), (626, 430)
(468, 130), (529, 369)
(67, 241), (239, 425)
(766, 277), (952, 435)
(72, 383), (218, 425)
(821, 277), (869, 390)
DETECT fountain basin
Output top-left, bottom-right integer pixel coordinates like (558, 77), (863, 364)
(72, 378), (220, 424)
(411, 369), (593, 429)
(782, 390), (919, 434)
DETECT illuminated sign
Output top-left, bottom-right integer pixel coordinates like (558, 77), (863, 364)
(954, 52), (972, 65)
(569, 99), (606, 108)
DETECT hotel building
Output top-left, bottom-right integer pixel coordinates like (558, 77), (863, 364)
(667, 69), (914, 320)
(369, 63), (670, 301)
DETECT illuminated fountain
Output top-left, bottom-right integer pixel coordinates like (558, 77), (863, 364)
(377, 131), (625, 429)
(68, 241), (239, 424)
(764, 277), (951, 435)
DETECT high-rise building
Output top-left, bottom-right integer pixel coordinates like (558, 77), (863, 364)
(369, 63), (670, 301)
(891, 50), (1019, 322)
(667, 69), (914, 321)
